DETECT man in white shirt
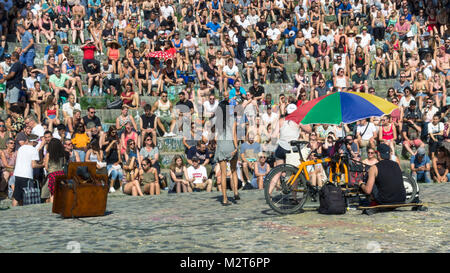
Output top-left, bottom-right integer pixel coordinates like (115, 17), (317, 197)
(62, 94), (81, 124)
(12, 134), (43, 206)
(246, 9), (259, 26)
(187, 157), (212, 192)
(203, 94), (219, 122)
(183, 32), (199, 60)
(159, 0), (174, 20)
(356, 118), (377, 149)
(25, 115), (45, 138)
(320, 28), (334, 47)
(236, 13), (250, 30)
(261, 105), (279, 129)
(359, 26), (372, 48)
(266, 21), (281, 42)
(222, 58), (240, 90)
(402, 33), (417, 64)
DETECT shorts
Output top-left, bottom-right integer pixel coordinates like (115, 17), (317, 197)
(19, 49), (35, 67)
(439, 69), (450, 77)
(359, 139), (370, 147)
(5, 86), (21, 104)
(12, 176), (34, 202)
(274, 145), (289, 160)
(56, 31), (68, 40)
(227, 78), (235, 86)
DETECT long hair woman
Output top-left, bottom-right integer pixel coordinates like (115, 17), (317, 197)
(44, 138), (67, 203)
(102, 125), (123, 193)
(139, 158), (160, 195)
(169, 155), (191, 193)
(214, 90), (239, 206)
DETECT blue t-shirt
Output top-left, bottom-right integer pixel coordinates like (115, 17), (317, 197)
(338, 3), (352, 11)
(44, 45), (62, 56)
(229, 87), (247, 100)
(283, 27), (298, 40)
(88, 0), (101, 8)
(21, 31), (35, 51)
(240, 142), (261, 160)
(206, 22), (221, 34)
(410, 155), (431, 170)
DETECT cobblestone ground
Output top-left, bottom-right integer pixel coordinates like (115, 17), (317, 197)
(0, 184), (448, 253)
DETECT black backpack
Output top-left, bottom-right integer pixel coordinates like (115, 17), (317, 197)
(318, 182), (346, 215)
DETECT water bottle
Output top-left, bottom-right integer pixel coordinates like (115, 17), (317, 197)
(0, 74), (5, 94)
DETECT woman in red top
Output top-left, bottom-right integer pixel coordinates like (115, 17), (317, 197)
(81, 39), (98, 72)
(379, 115), (397, 151)
(120, 83), (139, 110)
(106, 40), (121, 73)
(43, 95), (60, 132)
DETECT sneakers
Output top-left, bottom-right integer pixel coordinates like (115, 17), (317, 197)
(166, 132), (176, 137)
(109, 187), (116, 193)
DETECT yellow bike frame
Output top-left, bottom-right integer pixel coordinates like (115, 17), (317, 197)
(286, 157), (349, 189)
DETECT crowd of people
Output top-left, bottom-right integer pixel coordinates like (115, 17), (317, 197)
(0, 0), (449, 206)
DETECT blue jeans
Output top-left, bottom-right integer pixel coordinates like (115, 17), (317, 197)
(76, 150), (86, 162)
(107, 164), (123, 181)
(413, 171), (432, 183)
(19, 49), (35, 67)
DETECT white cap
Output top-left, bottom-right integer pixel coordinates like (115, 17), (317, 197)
(286, 104), (298, 115)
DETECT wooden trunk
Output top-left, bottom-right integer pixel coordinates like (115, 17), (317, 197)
(52, 162), (109, 218)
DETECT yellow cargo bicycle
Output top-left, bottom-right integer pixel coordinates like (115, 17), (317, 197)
(264, 140), (419, 214)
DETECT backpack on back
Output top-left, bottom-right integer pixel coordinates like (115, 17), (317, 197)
(318, 182), (346, 215)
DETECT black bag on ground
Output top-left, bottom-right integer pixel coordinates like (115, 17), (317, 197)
(318, 182), (346, 214)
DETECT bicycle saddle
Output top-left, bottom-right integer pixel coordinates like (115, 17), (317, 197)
(290, 140), (309, 147)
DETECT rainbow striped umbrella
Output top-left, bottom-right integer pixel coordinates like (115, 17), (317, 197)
(286, 91), (398, 125)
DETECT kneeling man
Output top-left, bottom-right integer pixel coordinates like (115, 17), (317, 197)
(358, 144), (406, 204)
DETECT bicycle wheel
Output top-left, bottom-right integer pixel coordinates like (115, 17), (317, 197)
(264, 164), (309, 214)
(403, 173), (418, 204)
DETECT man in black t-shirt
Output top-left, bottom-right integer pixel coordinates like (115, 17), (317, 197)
(313, 78), (330, 99)
(248, 80), (265, 104)
(82, 107), (102, 132)
(269, 51), (288, 83)
(358, 144), (406, 204)
(203, 57), (220, 90)
(1, 52), (24, 113)
(175, 91), (194, 114)
(140, 104), (157, 146)
(86, 61), (103, 94)
(187, 140), (210, 167)
(243, 50), (257, 84)
(351, 66), (368, 92)
(256, 16), (268, 42)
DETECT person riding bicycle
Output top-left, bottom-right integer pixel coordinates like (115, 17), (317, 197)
(358, 144), (406, 205)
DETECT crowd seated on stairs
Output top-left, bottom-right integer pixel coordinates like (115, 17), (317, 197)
(0, 0), (449, 206)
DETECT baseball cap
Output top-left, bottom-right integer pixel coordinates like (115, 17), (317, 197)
(4, 53), (10, 58)
(286, 104), (297, 115)
(86, 122), (96, 129)
(377, 144), (391, 159)
(417, 147), (426, 156)
(56, 124), (66, 131)
(192, 156), (200, 162)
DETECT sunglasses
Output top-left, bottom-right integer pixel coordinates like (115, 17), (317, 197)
(368, 151), (376, 154)
(146, 138), (152, 141)
(142, 164), (148, 167)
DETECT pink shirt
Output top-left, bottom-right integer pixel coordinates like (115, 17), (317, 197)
(395, 22), (410, 34)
